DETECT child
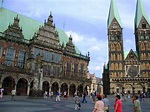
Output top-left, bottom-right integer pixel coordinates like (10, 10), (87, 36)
(74, 93), (81, 110)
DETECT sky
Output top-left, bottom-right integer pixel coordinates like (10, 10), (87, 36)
(1, 0), (150, 78)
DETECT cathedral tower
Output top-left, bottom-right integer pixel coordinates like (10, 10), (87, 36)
(135, 0), (150, 78)
(107, 0), (124, 93)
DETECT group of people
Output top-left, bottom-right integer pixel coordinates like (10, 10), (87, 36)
(92, 94), (142, 112)
(43, 90), (69, 102)
(0, 88), (16, 101)
(92, 94), (110, 112)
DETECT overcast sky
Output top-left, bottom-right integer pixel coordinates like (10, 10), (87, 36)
(2, 0), (150, 78)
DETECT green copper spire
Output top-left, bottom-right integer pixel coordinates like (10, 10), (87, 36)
(135, 0), (149, 28)
(107, 0), (122, 28)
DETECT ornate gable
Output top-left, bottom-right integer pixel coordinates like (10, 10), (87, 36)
(4, 15), (24, 39)
(64, 35), (76, 54)
(35, 12), (60, 49)
(125, 49), (138, 62)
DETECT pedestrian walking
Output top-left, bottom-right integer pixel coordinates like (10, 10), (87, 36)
(44, 91), (48, 98)
(114, 95), (122, 112)
(56, 91), (60, 102)
(63, 91), (67, 99)
(92, 94), (104, 112)
(73, 93), (81, 110)
(92, 91), (96, 103)
(102, 94), (110, 112)
(134, 95), (142, 112)
(82, 92), (87, 103)
(0, 88), (4, 98)
(11, 89), (16, 101)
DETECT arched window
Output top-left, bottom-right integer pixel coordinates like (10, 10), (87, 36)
(115, 63), (118, 70)
(142, 22), (146, 29)
(74, 62), (78, 75)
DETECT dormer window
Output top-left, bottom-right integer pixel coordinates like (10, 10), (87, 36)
(142, 23), (146, 29)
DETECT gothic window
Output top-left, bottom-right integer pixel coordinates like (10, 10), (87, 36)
(116, 35), (120, 40)
(140, 53), (143, 60)
(146, 63), (149, 70)
(43, 65), (48, 76)
(120, 73), (123, 77)
(142, 63), (145, 70)
(148, 53), (150, 60)
(18, 51), (25, 68)
(117, 54), (120, 61)
(31, 63), (35, 71)
(112, 23), (117, 29)
(119, 63), (122, 70)
(118, 43), (121, 51)
(111, 36), (115, 40)
(113, 54), (116, 60)
(53, 53), (61, 63)
(67, 61), (71, 72)
(115, 63), (118, 70)
(56, 67), (60, 76)
(120, 54), (122, 60)
(48, 65), (51, 75)
(140, 36), (144, 40)
(146, 43), (149, 50)
(0, 46), (3, 58)
(80, 64), (84, 74)
(146, 36), (149, 40)
(34, 47), (43, 58)
(143, 53), (146, 60)
(5, 48), (15, 66)
(112, 44), (115, 51)
(110, 63), (114, 70)
(142, 23), (146, 29)
(110, 54), (113, 61)
(74, 62), (78, 74)
(140, 43), (145, 50)
(53, 66), (56, 75)
(44, 50), (52, 62)
(53, 66), (59, 76)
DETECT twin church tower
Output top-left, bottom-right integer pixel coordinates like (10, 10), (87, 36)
(103, 0), (150, 94)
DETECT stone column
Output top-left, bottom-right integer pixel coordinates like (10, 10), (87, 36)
(49, 85), (52, 92)
(0, 81), (2, 88)
(67, 88), (69, 96)
(14, 83), (17, 91)
(58, 86), (60, 93)
(27, 83), (30, 95)
(39, 68), (43, 90)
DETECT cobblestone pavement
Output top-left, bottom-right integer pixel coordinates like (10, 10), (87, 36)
(0, 95), (150, 112)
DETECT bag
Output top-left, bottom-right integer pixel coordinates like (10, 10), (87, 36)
(104, 107), (108, 111)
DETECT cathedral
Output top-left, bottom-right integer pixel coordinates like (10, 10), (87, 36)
(0, 7), (92, 96)
(103, 0), (150, 94)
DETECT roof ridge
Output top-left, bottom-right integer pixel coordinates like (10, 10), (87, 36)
(1, 7), (43, 24)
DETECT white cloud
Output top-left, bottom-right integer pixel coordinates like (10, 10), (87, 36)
(66, 31), (84, 42)
(89, 45), (101, 51)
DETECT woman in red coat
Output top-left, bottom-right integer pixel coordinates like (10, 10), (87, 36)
(114, 95), (122, 112)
